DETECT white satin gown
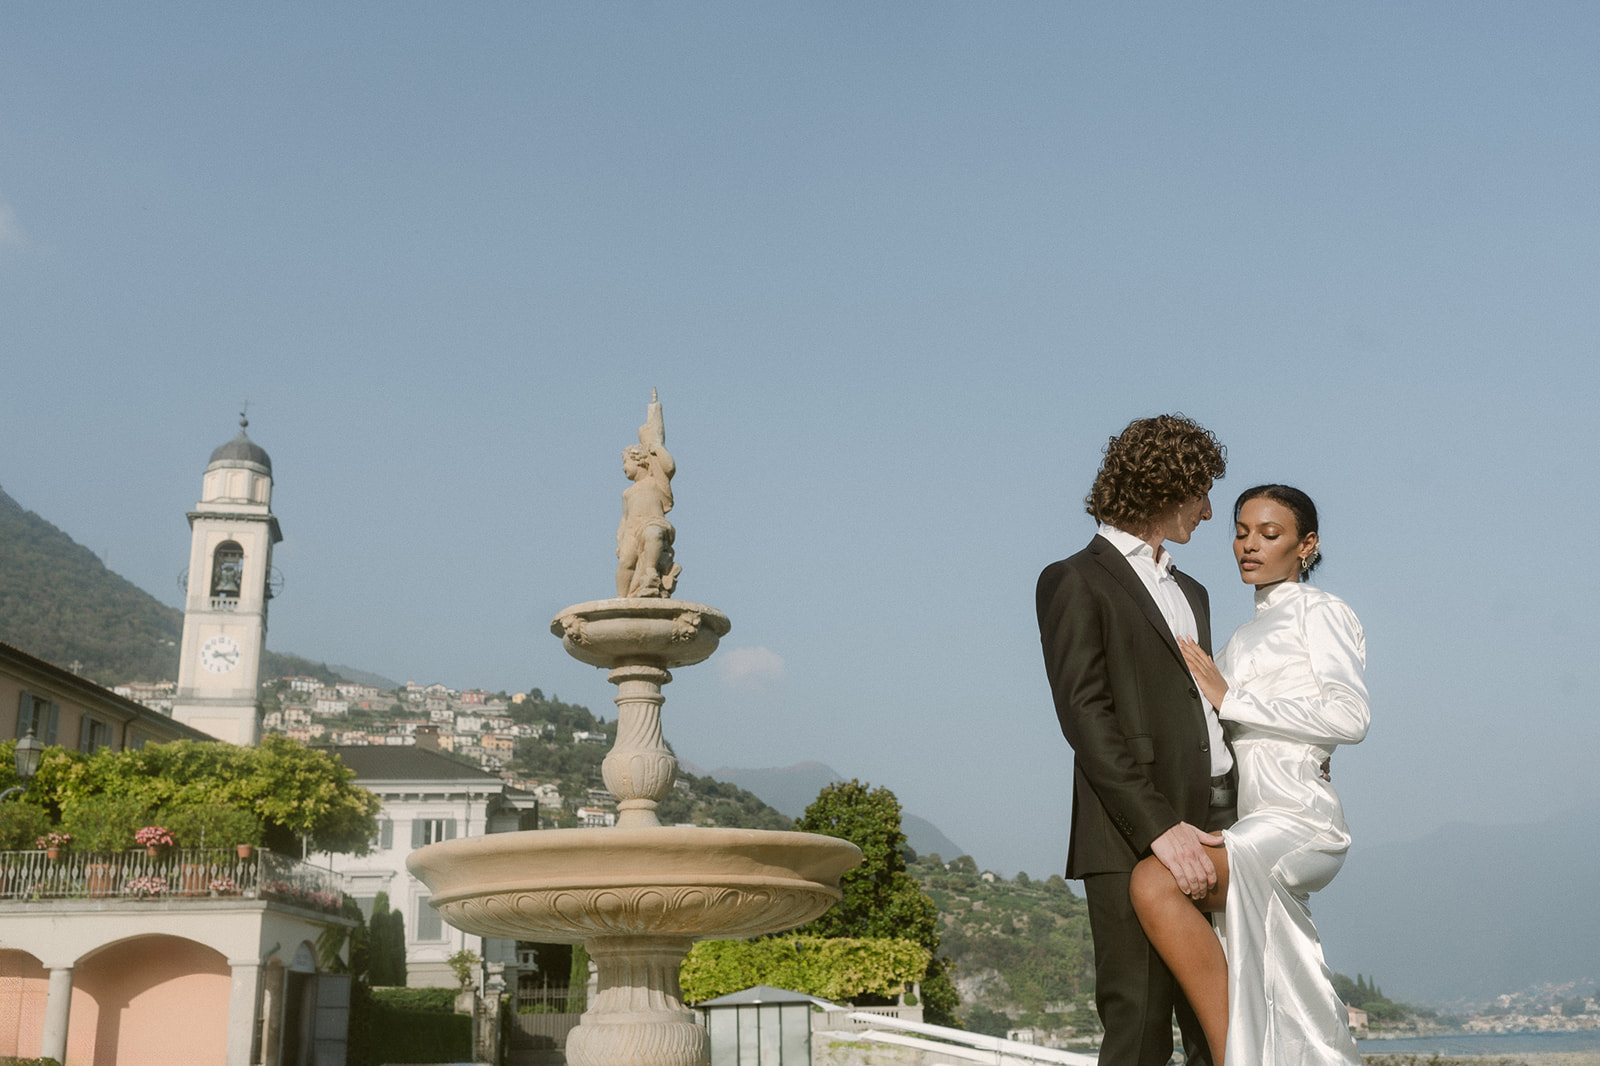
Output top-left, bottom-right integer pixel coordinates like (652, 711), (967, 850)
(1214, 581), (1369, 1065)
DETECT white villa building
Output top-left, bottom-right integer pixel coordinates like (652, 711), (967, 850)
(318, 740), (537, 987)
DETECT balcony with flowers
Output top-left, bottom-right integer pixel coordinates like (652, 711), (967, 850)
(0, 843), (345, 912)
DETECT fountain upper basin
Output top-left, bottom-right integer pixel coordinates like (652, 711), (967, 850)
(551, 599), (732, 669)
(407, 826), (862, 944)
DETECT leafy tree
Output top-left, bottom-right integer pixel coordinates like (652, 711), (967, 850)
(793, 781), (934, 944)
(27, 735), (379, 854)
(791, 780), (958, 1025)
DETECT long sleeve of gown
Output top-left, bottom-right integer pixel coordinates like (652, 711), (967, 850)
(1219, 597), (1369, 747)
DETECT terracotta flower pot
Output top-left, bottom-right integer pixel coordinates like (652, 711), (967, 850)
(146, 845), (166, 858)
(46, 847), (61, 861)
(236, 844), (255, 859)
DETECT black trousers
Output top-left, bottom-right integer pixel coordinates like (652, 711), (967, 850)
(1083, 803), (1235, 1066)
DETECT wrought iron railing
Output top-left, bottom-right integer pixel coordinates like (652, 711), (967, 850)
(0, 848), (344, 912)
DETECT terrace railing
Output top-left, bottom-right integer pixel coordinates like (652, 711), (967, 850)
(0, 847), (344, 912)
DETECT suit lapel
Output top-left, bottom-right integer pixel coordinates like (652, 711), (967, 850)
(1175, 570), (1210, 652)
(1088, 536), (1187, 669)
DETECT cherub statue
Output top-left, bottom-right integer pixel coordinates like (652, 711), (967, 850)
(616, 389), (682, 598)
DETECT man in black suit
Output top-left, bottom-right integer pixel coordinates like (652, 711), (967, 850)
(1037, 414), (1233, 1066)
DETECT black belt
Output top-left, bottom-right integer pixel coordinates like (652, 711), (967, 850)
(1209, 774), (1236, 809)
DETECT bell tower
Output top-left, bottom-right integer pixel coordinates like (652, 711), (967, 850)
(172, 415), (282, 745)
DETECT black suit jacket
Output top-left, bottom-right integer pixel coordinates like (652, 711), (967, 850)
(1037, 535), (1222, 878)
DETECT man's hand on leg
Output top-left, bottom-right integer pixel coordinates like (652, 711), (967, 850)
(1150, 822), (1225, 900)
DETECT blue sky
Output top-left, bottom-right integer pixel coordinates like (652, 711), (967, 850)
(3, 4), (1598, 881)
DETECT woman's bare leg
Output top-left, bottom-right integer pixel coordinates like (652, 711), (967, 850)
(1130, 845), (1231, 1065)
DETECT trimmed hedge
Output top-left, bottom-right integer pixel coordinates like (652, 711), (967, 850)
(370, 986), (457, 1013)
(681, 936), (930, 1004)
(367, 988), (470, 1064)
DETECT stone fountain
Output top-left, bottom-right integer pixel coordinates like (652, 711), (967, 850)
(408, 392), (861, 1066)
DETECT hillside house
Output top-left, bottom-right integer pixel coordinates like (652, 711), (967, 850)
(576, 806), (616, 828)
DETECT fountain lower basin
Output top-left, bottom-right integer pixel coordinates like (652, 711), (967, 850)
(407, 826), (861, 943)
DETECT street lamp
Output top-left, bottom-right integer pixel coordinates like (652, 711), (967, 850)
(0, 729), (43, 802)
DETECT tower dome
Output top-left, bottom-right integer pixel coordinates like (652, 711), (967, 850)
(208, 415), (272, 475)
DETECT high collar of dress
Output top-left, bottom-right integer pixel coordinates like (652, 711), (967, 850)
(1254, 580), (1309, 611)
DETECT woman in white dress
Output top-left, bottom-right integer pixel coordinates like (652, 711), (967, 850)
(1129, 484), (1369, 1065)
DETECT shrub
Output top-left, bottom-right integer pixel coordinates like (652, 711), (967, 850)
(60, 794), (149, 851)
(371, 987), (457, 1013)
(681, 936), (930, 1004)
(0, 804), (52, 850)
(159, 804), (263, 849)
(448, 949), (480, 990)
(368, 989), (470, 1064)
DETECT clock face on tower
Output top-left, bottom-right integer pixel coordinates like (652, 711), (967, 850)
(200, 634), (243, 674)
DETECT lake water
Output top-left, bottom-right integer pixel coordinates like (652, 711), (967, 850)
(1358, 1030), (1600, 1056)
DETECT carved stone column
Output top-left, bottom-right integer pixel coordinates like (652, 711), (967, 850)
(603, 665), (677, 828)
(565, 936), (706, 1066)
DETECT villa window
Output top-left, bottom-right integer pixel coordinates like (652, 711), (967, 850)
(416, 894), (444, 941)
(78, 716), (113, 754)
(16, 692), (59, 744)
(411, 817), (456, 847)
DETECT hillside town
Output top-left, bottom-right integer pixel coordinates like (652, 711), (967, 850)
(114, 675), (620, 828)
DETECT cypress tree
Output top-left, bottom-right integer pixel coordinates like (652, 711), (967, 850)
(568, 943), (590, 1013)
(386, 907), (408, 987)
(369, 893), (401, 986)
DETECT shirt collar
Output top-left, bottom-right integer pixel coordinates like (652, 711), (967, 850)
(1098, 522), (1176, 574)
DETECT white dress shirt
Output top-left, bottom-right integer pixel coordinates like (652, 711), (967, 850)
(1098, 523), (1233, 777)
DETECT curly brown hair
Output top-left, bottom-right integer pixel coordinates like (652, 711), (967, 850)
(1085, 414), (1227, 528)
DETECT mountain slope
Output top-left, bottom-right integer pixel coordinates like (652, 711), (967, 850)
(1315, 802), (1600, 1006)
(706, 760), (967, 861)
(0, 485), (183, 684)
(0, 485), (352, 686)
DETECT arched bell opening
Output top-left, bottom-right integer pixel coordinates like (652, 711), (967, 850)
(210, 541), (245, 601)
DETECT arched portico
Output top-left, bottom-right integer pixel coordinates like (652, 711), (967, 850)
(73, 935), (231, 1066)
(0, 950), (49, 1058)
(0, 897), (352, 1066)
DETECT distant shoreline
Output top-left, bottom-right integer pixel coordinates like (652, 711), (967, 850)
(1357, 1027), (1600, 1066)
(1363, 1056), (1600, 1066)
